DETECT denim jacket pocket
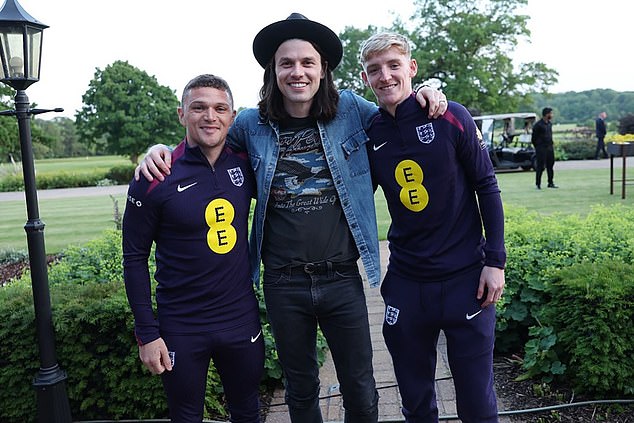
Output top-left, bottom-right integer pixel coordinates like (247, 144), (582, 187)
(340, 132), (371, 177)
(248, 153), (262, 173)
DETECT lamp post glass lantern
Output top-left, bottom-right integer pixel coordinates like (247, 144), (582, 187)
(0, 0), (45, 90)
(0, 0), (71, 421)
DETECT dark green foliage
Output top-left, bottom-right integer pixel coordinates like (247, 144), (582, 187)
(104, 164), (136, 185)
(618, 113), (634, 135)
(46, 230), (127, 286)
(497, 205), (634, 395)
(336, 0), (559, 114)
(0, 278), (169, 422)
(0, 169), (109, 192)
(558, 139), (596, 160)
(518, 324), (566, 382)
(0, 164), (135, 192)
(0, 229), (298, 421)
(75, 60), (184, 164)
(0, 248), (28, 265)
(34, 117), (90, 158)
(529, 89), (634, 125)
(545, 261), (634, 396)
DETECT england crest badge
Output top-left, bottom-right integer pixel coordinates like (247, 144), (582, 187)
(416, 123), (435, 144)
(227, 167), (244, 187)
(385, 305), (400, 326)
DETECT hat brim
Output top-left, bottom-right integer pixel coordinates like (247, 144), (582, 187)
(253, 17), (343, 70)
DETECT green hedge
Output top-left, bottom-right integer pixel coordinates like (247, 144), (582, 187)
(559, 139), (596, 160)
(0, 230), (293, 422)
(0, 163), (135, 192)
(498, 204), (634, 396)
(104, 164), (136, 185)
(546, 261), (634, 395)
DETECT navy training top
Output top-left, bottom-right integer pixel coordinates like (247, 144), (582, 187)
(367, 95), (506, 281)
(123, 140), (257, 345)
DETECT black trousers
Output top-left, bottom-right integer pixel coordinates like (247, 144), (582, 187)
(535, 145), (554, 187)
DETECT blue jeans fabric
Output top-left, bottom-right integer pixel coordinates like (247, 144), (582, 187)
(263, 262), (378, 423)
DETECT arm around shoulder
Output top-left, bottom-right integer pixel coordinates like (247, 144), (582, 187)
(134, 144), (174, 182)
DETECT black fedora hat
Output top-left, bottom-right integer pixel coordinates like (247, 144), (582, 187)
(252, 13), (343, 70)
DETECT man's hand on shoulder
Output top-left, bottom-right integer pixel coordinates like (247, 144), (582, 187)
(134, 144), (173, 182)
(415, 85), (447, 118)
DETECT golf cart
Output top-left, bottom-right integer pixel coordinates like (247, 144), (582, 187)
(472, 112), (537, 171)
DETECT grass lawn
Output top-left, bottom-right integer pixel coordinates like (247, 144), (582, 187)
(374, 167), (633, 239)
(0, 193), (127, 254)
(1, 159), (633, 254)
(0, 155), (131, 178)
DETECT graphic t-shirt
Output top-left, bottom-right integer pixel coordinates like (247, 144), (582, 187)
(262, 117), (358, 268)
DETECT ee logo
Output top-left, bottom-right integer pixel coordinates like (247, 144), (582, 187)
(395, 159), (429, 212)
(205, 199), (237, 254)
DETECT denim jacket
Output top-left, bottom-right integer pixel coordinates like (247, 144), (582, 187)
(227, 90), (381, 288)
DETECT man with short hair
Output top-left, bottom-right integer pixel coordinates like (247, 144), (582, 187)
(532, 107), (558, 189)
(360, 32), (506, 422)
(123, 74), (264, 423)
(595, 111), (608, 159)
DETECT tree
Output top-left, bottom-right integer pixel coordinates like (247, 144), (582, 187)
(335, 0), (559, 114)
(335, 25), (377, 98)
(618, 114), (634, 135)
(75, 60), (184, 163)
(0, 84), (20, 163)
(35, 117), (90, 158)
(0, 84), (57, 162)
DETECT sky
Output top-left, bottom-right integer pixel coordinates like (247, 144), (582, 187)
(11, 0), (634, 120)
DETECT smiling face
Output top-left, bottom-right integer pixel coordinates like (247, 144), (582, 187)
(361, 45), (417, 116)
(178, 86), (235, 164)
(274, 39), (326, 118)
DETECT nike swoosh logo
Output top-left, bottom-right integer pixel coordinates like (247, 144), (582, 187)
(177, 182), (198, 192)
(373, 141), (388, 151)
(466, 310), (483, 320)
(250, 330), (262, 343)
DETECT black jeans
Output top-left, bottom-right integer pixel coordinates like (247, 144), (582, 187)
(263, 262), (378, 423)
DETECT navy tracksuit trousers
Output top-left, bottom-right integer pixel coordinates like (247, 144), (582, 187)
(381, 266), (498, 423)
(160, 319), (264, 423)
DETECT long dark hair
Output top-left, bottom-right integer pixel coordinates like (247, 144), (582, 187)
(257, 41), (339, 122)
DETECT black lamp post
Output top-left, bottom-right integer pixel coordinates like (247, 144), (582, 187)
(0, 0), (71, 421)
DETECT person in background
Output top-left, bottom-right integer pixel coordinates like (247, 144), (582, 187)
(123, 74), (264, 423)
(595, 111), (608, 159)
(360, 32), (505, 422)
(531, 107), (558, 189)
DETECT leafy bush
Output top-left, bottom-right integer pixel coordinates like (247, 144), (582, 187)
(105, 164), (136, 185)
(0, 277), (169, 422)
(497, 205), (634, 395)
(558, 139), (596, 160)
(47, 230), (127, 285)
(0, 248), (28, 265)
(0, 174), (25, 191)
(544, 260), (634, 396)
(0, 229), (296, 421)
(0, 170), (111, 192)
(518, 324), (566, 382)
(618, 113), (634, 135)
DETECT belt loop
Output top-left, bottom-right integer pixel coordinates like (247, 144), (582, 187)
(326, 261), (333, 274)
